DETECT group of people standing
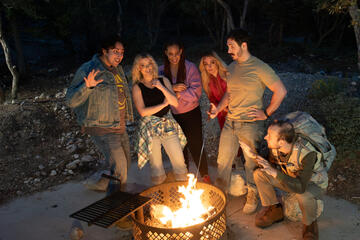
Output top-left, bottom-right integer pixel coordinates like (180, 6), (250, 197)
(66, 29), (325, 240)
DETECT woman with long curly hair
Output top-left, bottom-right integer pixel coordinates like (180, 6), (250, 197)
(199, 51), (229, 129)
(132, 53), (187, 185)
(159, 40), (210, 183)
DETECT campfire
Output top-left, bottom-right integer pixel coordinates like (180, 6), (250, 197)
(149, 174), (216, 228)
(132, 174), (227, 240)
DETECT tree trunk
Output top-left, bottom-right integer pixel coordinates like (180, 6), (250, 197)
(116, 0), (123, 37)
(201, 16), (217, 44)
(0, 87), (4, 104)
(269, 23), (274, 45)
(216, 0), (235, 32)
(334, 22), (346, 51)
(145, 0), (173, 50)
(348, 3), (360, 71)
(240, 0), (249, 29)
(315, 13), (344, 48)
(10, 13), (26, 79)
(220, 12), (226, 50)
(0, 11), (19, 100)
(278, 23), (284, 46)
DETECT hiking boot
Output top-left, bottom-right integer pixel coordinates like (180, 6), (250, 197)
(202, 175), (212, 184)
(243, 187), (258, 214)
(303, 220), (319, 240)
(255, 204), (284, 228)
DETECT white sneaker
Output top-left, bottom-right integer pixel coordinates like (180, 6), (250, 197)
(83, 171), (110, 191)
(243, 186), (258, 214)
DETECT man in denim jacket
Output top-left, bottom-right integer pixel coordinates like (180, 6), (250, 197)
(66, 35), (133, 194)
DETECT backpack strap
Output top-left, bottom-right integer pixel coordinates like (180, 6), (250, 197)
(297, 134), (326, 169)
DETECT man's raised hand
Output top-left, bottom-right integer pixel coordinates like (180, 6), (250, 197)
(84, 70), (103, 88)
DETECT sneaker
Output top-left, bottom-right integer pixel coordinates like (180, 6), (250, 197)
(243, 187), (258, 214)
(69, 227), (84, 240)
(255, 204), (284, 228)
(303, 220), (319, 240)
(116, 217), (133, 231)
(83, 177), (109, 192)
(202, 175), (211, 184)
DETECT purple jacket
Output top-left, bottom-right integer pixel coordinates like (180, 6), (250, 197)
(159, 60), (202, 114)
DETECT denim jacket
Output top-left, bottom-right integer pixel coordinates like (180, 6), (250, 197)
(66, 54), (133, 128)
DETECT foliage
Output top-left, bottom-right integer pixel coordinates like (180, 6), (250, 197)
(304, 77), (360, 162)
(308, 77), (347, 99)
(178, 0), (226, 47)
(316, 0), (355, 14)
(1, 0), (39, 19)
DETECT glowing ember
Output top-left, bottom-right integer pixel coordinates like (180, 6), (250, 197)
(150, 174), (215, 228)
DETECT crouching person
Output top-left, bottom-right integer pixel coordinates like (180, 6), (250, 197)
(66, 35), (133, 194)
(254, 120), (328, 240)
(132, 54), (188, 185)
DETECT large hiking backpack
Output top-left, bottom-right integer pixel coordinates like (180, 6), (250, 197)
(280, 111), (336, 171)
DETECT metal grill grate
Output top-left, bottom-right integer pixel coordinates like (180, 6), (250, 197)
(70, 191), (152, 228)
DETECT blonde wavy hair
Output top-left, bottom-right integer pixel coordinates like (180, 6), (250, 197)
(131, 53), (159, 84)
(199, 51), (228, 97)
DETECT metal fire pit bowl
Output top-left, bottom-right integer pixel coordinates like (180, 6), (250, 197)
(131, 181), (227, 240)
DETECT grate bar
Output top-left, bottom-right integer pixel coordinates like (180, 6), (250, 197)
(70, 191), (152, 228)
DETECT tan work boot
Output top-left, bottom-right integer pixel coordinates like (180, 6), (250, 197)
(255, 203), (284, 228)
(243, 186), (258, 214)
(303, 220), (319, 240)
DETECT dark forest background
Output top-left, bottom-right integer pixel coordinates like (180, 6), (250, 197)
(0, 0), (359, 100)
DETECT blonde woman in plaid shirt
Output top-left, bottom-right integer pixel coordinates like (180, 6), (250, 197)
(132, 53), (188, 185)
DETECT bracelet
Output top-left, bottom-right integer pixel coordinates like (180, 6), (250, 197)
(264, 110), (270, 119)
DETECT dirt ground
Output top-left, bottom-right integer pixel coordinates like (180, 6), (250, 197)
(0, 73), (99, 205)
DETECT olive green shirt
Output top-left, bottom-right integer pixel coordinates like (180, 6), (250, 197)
(227, 56), (280, 121)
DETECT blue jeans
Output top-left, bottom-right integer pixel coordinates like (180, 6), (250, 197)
(91, 132), (130, 193)
(215, 119), (264, 192)
(149, 134), (188, 184)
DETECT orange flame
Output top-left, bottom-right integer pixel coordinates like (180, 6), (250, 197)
(150, 174), (215, 228)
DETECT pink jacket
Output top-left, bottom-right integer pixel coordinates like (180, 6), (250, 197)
(159, 60), (202, 114)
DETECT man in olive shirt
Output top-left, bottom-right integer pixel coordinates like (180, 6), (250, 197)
(209, 29), (287, 214)
(253, 120), (326, 240)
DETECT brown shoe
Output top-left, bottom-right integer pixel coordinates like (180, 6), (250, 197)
(255, 204), (284, 228)
(303, 220), (319, 240)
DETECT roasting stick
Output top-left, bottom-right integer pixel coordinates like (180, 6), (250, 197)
(195, 117), (213, 183)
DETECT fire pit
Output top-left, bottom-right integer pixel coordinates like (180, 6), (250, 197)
(131, 178), (227, 240)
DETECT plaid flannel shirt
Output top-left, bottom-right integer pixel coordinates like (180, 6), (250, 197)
(136, 111), (187, 169)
